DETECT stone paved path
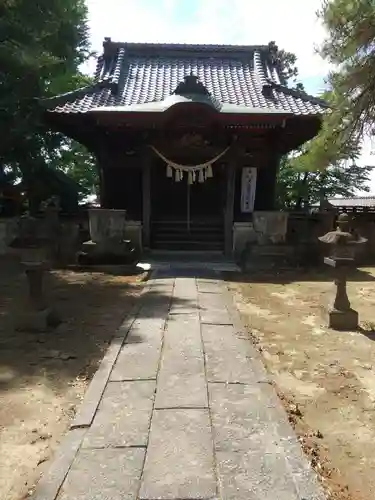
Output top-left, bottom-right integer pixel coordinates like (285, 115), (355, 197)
(33, 268), (326, 500)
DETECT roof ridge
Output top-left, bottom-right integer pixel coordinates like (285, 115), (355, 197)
(41, 79), (117, 108)
(103, 38), (269, 53)
(330, 195), (375, 199)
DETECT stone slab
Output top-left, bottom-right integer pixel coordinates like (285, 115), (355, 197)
(200, 311), (233, 325)
(170, 278), (198, 314)
(113, 303), (140, 339)
(173, 277), (197, 296)
(169, 303), (199, 315)
(82, 381), (155, 448)
(198, 290), (233, 324)
(139, 307), (170, 319)
(110, 342), (161, 381)
(196, 279), (222, 294)
(155, 317), (207, 409)
(71, 337), (124, 429)
(198, 291), (229, 311)
(125, 318), (165, 344)
(202, 324), (265, 383)
(58, 448), (145, 500)
(31, 429), (86, 500)
(140, 292), (171, 318)
(216, 450), (300, 500)
(209, 383), (280, 452)
(292, 471), (327, 500)
(139, 409), (216, 500)
(281, 437), (326, 499)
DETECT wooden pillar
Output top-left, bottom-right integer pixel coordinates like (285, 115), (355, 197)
(253, 153), (280, 211)
(95, 145), (110, 208)
(142, 152), (151, 249)
(266, 154), (279, 210)
(224, 159), (236, 256)
(98, 165), (107, 207)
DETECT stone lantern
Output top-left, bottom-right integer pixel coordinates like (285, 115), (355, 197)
(318, 213), (367, 330)
(8, 214), (60, 331)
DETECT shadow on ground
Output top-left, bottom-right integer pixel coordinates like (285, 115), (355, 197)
(0, 259), (191, 394)
(358, 326), (375, 342)
(223, 265), (375, 285)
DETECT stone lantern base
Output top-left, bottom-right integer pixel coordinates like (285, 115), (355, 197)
(15, 262), (60, 332)
(17, 308), (60, 332)
(328, 307), (359, 331)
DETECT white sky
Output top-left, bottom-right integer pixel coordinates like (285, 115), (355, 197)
(86, 0), (375, 193)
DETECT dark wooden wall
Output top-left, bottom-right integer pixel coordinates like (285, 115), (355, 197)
(96, 130), (281, 222)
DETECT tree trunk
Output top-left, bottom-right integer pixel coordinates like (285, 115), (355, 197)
(295, 172), (309, 210)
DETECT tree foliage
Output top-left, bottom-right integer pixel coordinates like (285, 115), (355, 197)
(54, 141), (99, 201)
(295, 0), (375, 170)
(277, 156), (371, 210)
(0, 0), (91, 211)
(270, 21), (372, 209)
(268, 41), (305, 92)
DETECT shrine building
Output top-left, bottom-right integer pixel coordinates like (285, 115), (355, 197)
(43, 39), (328, 255)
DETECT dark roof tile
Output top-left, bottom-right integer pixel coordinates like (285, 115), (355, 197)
(47, 41), (328, 116)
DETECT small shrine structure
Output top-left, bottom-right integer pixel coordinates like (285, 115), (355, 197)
(42, 40), (328, 254)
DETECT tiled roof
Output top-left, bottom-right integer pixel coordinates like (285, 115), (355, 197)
(45, 40), (328, 117)
(317, 196), (375, 208)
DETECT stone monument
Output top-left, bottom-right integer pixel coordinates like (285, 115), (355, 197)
(77, 209), (137, 265)
(318, 213), (367, 330)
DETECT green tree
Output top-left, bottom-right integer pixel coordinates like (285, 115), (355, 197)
(55, 141), (99, 201)
(268, 41), (305, 91)
(0, 0), (91, 211)
(295, 0), (375, 169)
(269, 34), (370, 207)
(277, 156), (372, 210)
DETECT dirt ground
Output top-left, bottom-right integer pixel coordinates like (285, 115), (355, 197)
(228, 266), (375, 500)
(0, 259), (146, 500)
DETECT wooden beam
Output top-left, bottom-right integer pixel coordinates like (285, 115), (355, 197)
(95, 148), (108, 208)
(224, 159), (236, 256)
(142, 152), (151, 249)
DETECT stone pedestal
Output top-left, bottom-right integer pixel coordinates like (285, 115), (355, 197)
(78, 209), (137, 265)
(17, 308), (60, 332)
(326, 263), (359, 331)
(328, 308), (358, 331)
(78, 238), (135, 265)
(232, 222), (257, 257)
(89, 208), (126, 242)
(124, 220), (142, 252)
(253, 211), (289, 245)
(16, 262), (60, 332)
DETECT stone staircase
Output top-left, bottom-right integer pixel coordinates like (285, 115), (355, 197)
(151, 219), (224, 251)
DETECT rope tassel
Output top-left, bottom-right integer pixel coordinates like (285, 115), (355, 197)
(206, 164), (213, 178)
(198, 169), (205, 183)
(167, 165), (173, 178)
